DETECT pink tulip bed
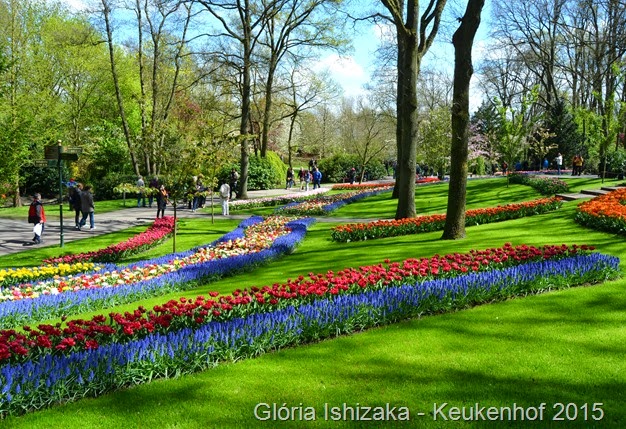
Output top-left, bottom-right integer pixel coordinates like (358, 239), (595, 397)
(0, 243), (618, 417)
(331, 197), (563, 242)
(42, 216), (177, 265)
(0, 216), (314, 328)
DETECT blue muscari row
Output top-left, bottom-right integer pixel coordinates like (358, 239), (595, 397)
(0, 217), (314, 328)
(0, 252), (618, 413)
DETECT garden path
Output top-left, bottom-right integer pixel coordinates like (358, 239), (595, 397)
(0, 185), (381, 257)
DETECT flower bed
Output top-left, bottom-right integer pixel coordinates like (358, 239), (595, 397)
(275, 187), (393, 216)
(0, 263), (100, 290)
(331, 182), (395, 191)
(0, 244), (618, 417)
(43, 217), (176, 265)
(508, 173), (569, 195)
(575, 187), (626, 235)
(0, 217), (314, 328)
(229, 188), (329, 211)
(330, 177), (441, 191)
(331, 197), (563, 242)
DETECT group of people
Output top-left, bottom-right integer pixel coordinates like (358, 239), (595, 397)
(290, 166), (322, 191)
(136, 176), (161, 208)
(554, 153), (584, 175)
(136, 175), (169, 218)
(27, 181), (96, 244)
(67, 182), (96, 231)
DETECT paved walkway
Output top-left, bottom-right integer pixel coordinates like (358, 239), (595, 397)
(0, 186), (380, 258)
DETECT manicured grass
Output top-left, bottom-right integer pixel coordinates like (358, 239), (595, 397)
(2, 181), (626, 427)
(330, 178), (546, 219)
(3, 265), (625, 428)
(0, 218), (241, 269)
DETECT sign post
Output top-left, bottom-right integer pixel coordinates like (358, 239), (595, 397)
(44, 141), (82, 248)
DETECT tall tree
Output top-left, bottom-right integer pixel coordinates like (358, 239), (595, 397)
(378, 0), (447, 219)
(442, 0), (484, 239)
(256, 0), (345, 158)
(194, 0), (283, 199)
(98, 0), (193, 178)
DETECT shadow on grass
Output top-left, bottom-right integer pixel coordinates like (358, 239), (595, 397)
(11, 279), (624, 429)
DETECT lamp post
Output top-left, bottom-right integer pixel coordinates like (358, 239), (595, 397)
(57, 140), (65, 247)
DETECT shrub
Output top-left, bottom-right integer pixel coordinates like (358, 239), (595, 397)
(508, 173), (569, 195)
(217, 151), (288, 191)
(317, 155), (388, 183)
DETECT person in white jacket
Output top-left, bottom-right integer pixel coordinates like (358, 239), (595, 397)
(219, 182), (230, 215)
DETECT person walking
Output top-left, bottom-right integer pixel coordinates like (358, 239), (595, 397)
(229, 168), (239, 199)
(298, 167), (306, 190)
(148, 176), (159, 208)
(136, 176), (146, 207)
(286, 167), (294, 189)
(78, 185), (96, 230)
(573, 154), (584, 176)
(219, 181), (230, 215)
(28, 193), (46, 244)
(555, 153), (563, 175)
(312, 167), (322, 189)
(156, 185), (168, 218)
(69, 183), (83, 229)
(348, 167), (356, 184)
(303, 169), (311, 191)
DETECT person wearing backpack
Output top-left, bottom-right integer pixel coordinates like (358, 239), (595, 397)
(28, 193), (46, 244)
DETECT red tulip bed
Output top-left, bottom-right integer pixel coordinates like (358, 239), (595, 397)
(0, 216), (314, 328)
(0, 242), (618, 417)
(42, 216), (177, 264)
(575, 187), (626, 235)
(331, 197), (563, 242)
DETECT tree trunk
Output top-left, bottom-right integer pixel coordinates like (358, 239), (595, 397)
(442, 0), (484, 240)
(394, 32), (418, 219)
(101, 0), (140, 177)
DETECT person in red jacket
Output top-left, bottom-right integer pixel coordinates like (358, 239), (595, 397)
(28, 193), (46, 244)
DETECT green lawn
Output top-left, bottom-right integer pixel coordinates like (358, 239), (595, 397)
(331, 178), (543, 219)
(1, 179), (625, 428)
(0, 199), (144, 221)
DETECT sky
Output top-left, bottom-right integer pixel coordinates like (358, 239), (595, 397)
(61, 0), (491, 111)
(311, 2), (494, 111)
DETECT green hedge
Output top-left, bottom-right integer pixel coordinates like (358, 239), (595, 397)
(317, 154), (387, 183)
(218, 151), (288, 190)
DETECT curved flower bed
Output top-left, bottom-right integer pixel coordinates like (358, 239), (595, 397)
(331, 197), (563, 242)
(0, 263), (100, 290)
(330, 177), (441, 191)
(331, 182), (395, 191)
(275, 187), (393, 216)
(0, 244), (618, 417)
(575, 187), (626, 234)
(43, 216), (176, 265)
(229, 188), (329, 211)
(0, 217), (315, 328)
